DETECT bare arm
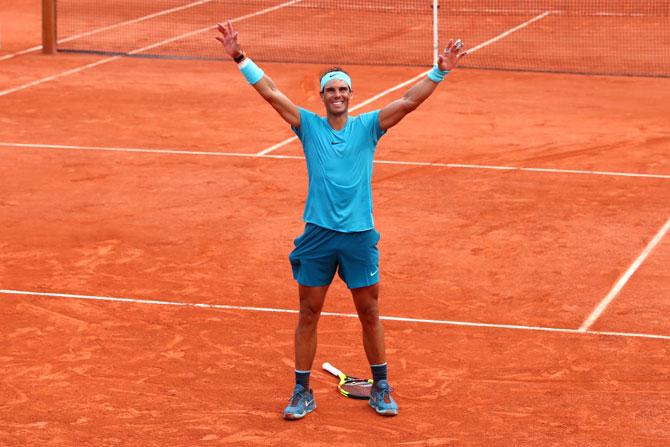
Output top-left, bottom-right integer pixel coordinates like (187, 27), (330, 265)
(216, 21), (300, 128)
(249, 73), (300, 127)
(378, 77), (439, 131)
(379, 39), (467, 131)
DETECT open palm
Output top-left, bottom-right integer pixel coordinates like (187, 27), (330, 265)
(216, 20), (242, 57)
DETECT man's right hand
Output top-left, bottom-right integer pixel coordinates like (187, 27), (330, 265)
(215, 19), (300, 128)
(216, 20), (243, 59)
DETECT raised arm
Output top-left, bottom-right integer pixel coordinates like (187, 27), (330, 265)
(216, 21), (300, 128)
(378, 39), (467, 131)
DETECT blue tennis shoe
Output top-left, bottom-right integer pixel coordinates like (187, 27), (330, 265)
(368, 380), (398, 416)
(283, 384), (316, 420)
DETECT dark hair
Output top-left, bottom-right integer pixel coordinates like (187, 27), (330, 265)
(319, 67), (351, 92)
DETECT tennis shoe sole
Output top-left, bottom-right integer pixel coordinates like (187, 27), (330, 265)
(283, 403), (316, 420)
(368, 399), (398, 417)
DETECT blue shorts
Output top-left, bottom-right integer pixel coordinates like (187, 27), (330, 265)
(289, 223), (380, 289)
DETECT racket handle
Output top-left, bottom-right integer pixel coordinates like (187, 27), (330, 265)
(322, 362), (344, 377)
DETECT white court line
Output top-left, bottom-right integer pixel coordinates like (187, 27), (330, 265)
(0, 141), (304, 159)
(467, 11), (550, 53)
(0, 0), (218, 62)
(0, 57), (125, 97)
(448, 8), (655, 18)
(1, 289), (669, 341)
(255, 11), (551, 156)
(2, 141), (669, 180)
(0, 0), (304, 97)
(579, 218), (670, 332)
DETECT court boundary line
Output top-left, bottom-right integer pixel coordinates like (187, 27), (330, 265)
(1, 141), (669, 180)
(255, 11), (550, 156)
(466, 11), (550, 54)
(447, 8), (659, 18)
(0, 0), (218, 62)
(1, 289), (668, 341)
(579, 217), (670, 332)
(0, 0), (305, 97)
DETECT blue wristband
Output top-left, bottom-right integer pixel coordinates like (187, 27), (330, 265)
(239, 58), (264, 85)
(427, 65), (449, 83)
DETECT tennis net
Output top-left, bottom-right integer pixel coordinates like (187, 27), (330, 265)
(51, 0), (670, 77)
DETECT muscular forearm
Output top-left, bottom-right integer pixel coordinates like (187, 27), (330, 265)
(238, 59), (299, 126)
(252, 75), (278, 101)
(379, 42), (464, 130)
(236, 57), (280, 103)
(401, 77), (439, 111)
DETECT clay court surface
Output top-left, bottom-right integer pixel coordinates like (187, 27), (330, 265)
(1, 1), (670, 445)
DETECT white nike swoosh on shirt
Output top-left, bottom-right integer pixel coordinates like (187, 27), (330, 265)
(370, 269), (379, 276)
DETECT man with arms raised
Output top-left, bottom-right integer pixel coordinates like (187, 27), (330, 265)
(216, 21), (466, 419)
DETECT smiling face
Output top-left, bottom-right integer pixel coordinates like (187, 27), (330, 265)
(320, 79), (353, 117)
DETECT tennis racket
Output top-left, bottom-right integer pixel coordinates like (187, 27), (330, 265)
(322, 362), (373, 400)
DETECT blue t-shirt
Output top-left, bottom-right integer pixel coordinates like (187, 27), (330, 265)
(292, 107), (386, 232)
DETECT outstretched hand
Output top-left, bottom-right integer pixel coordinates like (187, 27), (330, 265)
(216, 20), (243, 58)
(437, 39), (467, 71)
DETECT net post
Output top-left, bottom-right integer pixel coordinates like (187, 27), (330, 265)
(432, 0), (439, 65)
(42, 0), (57, 54)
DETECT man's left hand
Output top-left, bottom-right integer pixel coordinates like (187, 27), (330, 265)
(438, 39), (467, 71)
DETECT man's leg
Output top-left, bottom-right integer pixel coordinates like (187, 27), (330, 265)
(351, 284), (398, 416)
(295, 284), (329, 370)
(283, 284), (328, 420)
(351, 284), (385, 365)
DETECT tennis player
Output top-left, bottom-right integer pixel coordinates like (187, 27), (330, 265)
(217, 20), (466, 420)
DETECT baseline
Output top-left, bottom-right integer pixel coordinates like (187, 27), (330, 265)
(1, 289), (669, 341)
(1, 142), (668, 180)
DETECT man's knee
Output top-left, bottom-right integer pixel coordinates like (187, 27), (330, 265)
(298, 303), (322, 327)
(298, 287), (327, 327)
(357, 303), (380, 327)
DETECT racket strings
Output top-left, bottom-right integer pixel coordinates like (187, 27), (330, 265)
(341, 380), (373, 398)
(345, 379), (371, 386)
